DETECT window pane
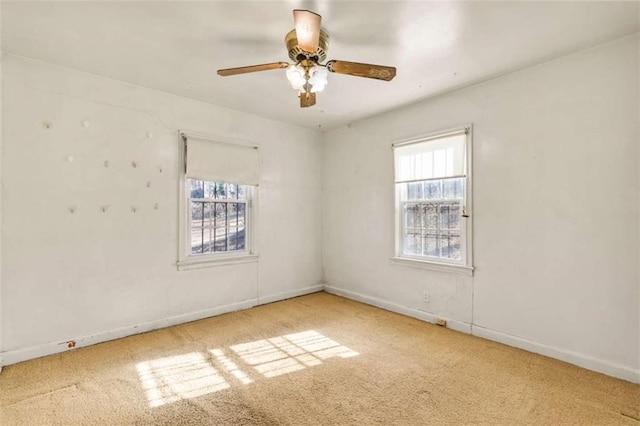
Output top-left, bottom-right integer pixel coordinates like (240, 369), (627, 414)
(204, 182), (217, 199)
(406, 182), (423, 201)
(214, 203), (227, 228)
(401, 178), (463, 202)
(236, 223), (246, 250)
(190, 180), (204, 199)
(214, 227), (227, 252)
(447, 235), (461, 260)
(237, 203), (246, 225)
(237, 185), (246, 200)
(228, 226), (238, 251)
(203, 203), (213, 227)
(439, 234), (451, 258)
(228, 203), (238, 225)
(191, 226), (203, 254)
(202, 227), (213, 254)
(235, 204), (246, 251)
(425, 234), (437, 257)
(191, 202), (204, 224)
(229, 184), (238, 199)
(405, 205), (416, 228)
(403, 231), (419, 255)
(439, 204), (450, 229)
(426, 205), (438, 229)
(443, 178), (463, 199)
(214, 183), (227, 199)
(425, 181), (442, 199)
(447, 203), (461, 230)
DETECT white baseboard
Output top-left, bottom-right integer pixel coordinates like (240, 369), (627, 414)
(471, 325), (640, 384)
(0, 284), (326, 369)
(323, 285), (472, 334)
(0, 298), (258, 367)
(258, 284), (323, 305)
(325, 285), (639, 384)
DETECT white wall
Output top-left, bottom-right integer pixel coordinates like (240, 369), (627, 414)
(0, 53), (322, 364)
(322, 35), (639, 382)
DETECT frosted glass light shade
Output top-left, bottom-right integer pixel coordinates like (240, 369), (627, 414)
(309, 66), (328, 93)
(286, 65), (306, 91)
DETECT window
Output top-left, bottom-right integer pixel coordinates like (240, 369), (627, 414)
(392, 126), (473, 274)
(178, 132), (259, 270)
(188, 180), (249, 255)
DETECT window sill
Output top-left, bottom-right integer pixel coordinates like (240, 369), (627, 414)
(389, 256), (474, 276)
(177, 253), (260, 271)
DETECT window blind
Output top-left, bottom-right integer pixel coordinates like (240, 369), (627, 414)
(394, 132), (466, 183)
(184, 134), (259, 186)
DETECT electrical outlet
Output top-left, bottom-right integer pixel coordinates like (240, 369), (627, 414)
(422, 291), (430, 303)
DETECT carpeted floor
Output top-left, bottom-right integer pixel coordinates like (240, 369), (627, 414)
(0, 292), (638, 425)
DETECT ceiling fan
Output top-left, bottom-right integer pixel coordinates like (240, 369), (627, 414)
(217, 9), (397, 108)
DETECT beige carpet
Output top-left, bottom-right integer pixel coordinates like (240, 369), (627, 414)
(0, 292), (638, 425)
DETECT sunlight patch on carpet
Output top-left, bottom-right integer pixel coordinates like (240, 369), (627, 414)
(231, 330), (359, 378)
(137, 330), (358, 407)
(210, 348), (253, 385)
(136, 352), (229, 407)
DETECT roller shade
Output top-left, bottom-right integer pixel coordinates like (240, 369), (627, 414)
(184, 134), (259, 186)
(394, 132), (466, 183)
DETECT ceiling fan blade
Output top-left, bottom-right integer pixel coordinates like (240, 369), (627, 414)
(293, 9), (321, 53)
(217, 62), (289, 76)
(300, 92), (316, 108)
(326, 60), (396, 81)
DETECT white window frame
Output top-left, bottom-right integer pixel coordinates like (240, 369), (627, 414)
(391, 125), (474, 276)
(177, 132), (259, 271)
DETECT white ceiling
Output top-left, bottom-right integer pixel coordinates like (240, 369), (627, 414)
(2, 1), (638, 130)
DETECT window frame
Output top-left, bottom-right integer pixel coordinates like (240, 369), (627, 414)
(177, 132), (259, 271)
(391, 125), (474, 276)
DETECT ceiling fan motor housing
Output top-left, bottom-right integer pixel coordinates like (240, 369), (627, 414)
(285, 29), (329, 63)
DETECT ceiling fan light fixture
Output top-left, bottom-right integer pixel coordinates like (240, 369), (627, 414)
(309, 66), (328, 93)
(286, 64), (306, 91)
